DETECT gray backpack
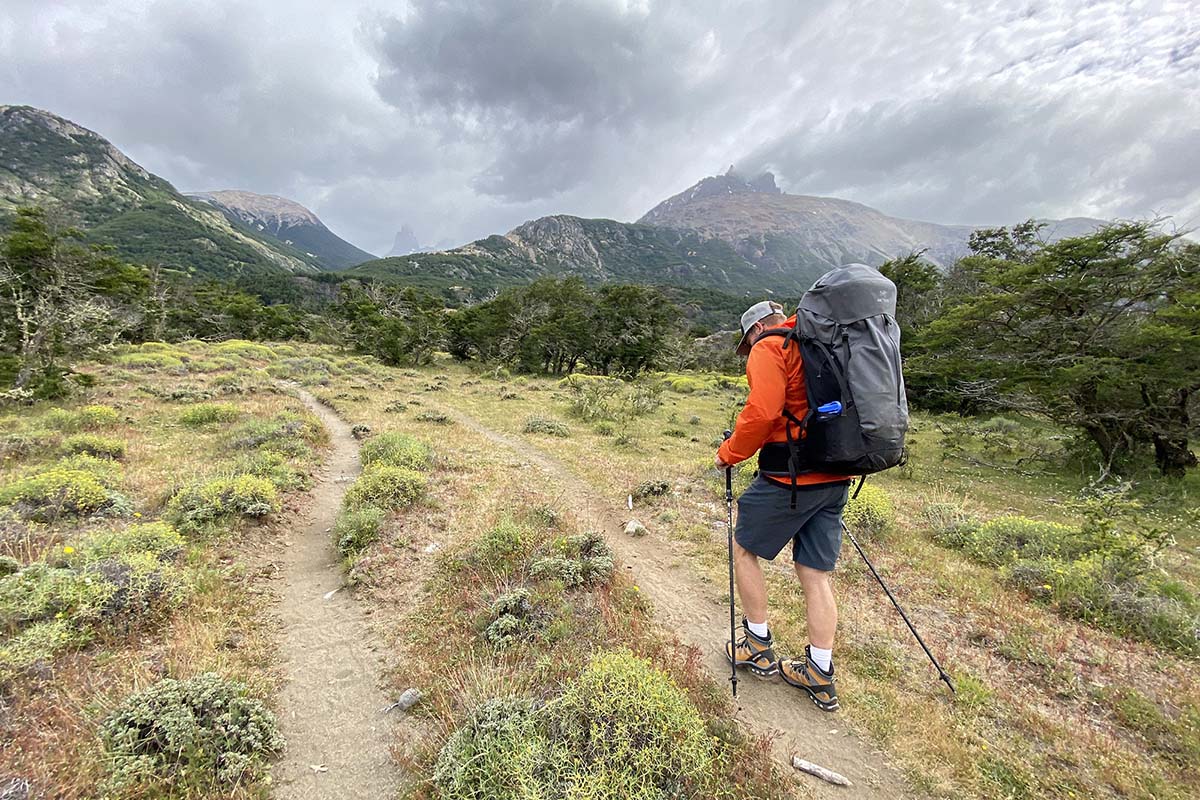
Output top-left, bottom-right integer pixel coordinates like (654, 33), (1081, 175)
(758, 264), (909, 492)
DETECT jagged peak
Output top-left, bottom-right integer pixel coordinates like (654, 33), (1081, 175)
(187, 189), (323, 228)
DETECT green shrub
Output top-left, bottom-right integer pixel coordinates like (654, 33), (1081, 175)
(546, 650), (714, 798)
(228, 413), (324, 456)
(531, 532), (614, 589)
(0, 468), (113, 519)
(842, 483), (895, 540)
(922, 500), (978, 549)
(100, 673), (284, 792)
(0, 619), (82, 680)
(214, 340), (274, 359)
(633, 480), (670, 500)
(334, 506), (385, 558)
(594, 421), (615, 437)
(383, 400), (406, 413)
(0, 562), (115, 630)
(233, 449), (308, 491)
(360, 432), (431, 470)
(0, 430), (52, 460)
(474, 519), (531, 573)
(483, 588), (536, 648)
(115, 352), (185, 370)
(43, 407), (81, 431)
(79, 404), (120, 428)
(344, 466), (425, 510)
(55, 452), (124, 486)
(60, 433), (125, 460)
(179, 403), (241, 426)
(167, 475), (281, 532)
(965, 516), (1078, 567)
(415, 410), (452, 424)
(75, 522), (185, 564)
(530, 555), (582, 588)
(433, 697), (554, 799)
(523, 416), (570, 438)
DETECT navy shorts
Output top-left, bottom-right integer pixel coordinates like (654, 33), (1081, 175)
(734, 475), (850, 571)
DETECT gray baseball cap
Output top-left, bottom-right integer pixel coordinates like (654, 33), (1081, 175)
(736, 300), (785, 355)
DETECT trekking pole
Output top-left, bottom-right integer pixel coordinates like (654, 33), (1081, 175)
(723, 430), (738, 698)
(842, 522), (956, 695)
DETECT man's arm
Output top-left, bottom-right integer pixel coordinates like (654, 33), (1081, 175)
(716, 345), (787, 466)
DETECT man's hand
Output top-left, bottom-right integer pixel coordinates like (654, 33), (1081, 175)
(715, 453), (731, 470)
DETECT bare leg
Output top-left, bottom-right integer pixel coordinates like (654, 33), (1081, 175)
(794, 564), (837, 649)
(733, 542), (769, 625)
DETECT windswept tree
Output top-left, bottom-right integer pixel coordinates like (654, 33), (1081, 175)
(336, 282), (446, 366)
(923, 221), (1200, 476)
(0, 207), (146, 395)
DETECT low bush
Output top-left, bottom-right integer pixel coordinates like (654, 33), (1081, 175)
(0, 468), (114, 520)
(228, 413), (324, 456)
(344, 466), (425, 511)
(961, 516), (1078, 567)
(55, 452), (124, 486)
(842, 483), (895, 540)
(484, 588), (535, 648)
(115, 352), (185, 370)
(546, 650), (714, 798)
(179, 403), (241, 426)
(167, 475), (281, 533)
(531, 532), (614, 589)
(433, 697), (553, 798)
(415, 410), (452, 424)
(634, 480), (670, 500)
(334, 506), (386, 558)
(360, 432), (431, 471)
(213, 340), (274, 359)
(43, 407), (81, 431)
(100, 673), (284, 792)
(79, 404), (120, 428)
(523, 416), (570, 438)
(60, 433), (125, 460)
(433, 651), (714, 799)
(474, 519), (530, 574)
(383, 400), (406, 413)
(233, 449), (308, 492)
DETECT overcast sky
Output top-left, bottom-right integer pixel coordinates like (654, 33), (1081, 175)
(3, 0), (1197, 255)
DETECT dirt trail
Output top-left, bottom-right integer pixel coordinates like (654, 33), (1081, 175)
(444, 407), (915, 800)
(271, 391), (399, 799)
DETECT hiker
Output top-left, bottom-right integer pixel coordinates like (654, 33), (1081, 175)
(715, 299), (853, 712)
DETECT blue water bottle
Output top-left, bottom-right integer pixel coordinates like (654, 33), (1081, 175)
(816, 400), (842, 421)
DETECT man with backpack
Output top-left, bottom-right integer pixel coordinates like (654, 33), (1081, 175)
(716, 265), (908, 712)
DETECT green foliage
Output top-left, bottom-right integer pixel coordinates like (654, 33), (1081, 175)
(484, 588), (536, 648)
(60, 432), (125, 459)
(115, 351), (186, 370)
(416, 410), (452, 424)
(1105, 688), (1200, 765)
(360, 431), (431, 470)
(79, 404), (120, 428)
(0, 467), (113, 519)
(432, 651), (714, 799)
(433, 697), (555, 799)
(232, 448), (308, 491)
(100, 673), (284, 792)
(334, 506), (385, 559)
(0, 521), (185, 680)
(921, 222), (1200, 475)
(336, 284), (446, 366)
(55, 452), (124, 485)
(843, 483), (895, 540)
(546, 650), (714, 798)
(344, 466), (426, 510)
(523, 415), (571, 438)
(179, 402), (241, 426)
(213, 339), (273, 359)
(928, 505), (1199, 655)
(474, 519), (531, 574)
(227, 412), (324, 456)
(166, 475), (281, 533)
(530, 532), (615, 590)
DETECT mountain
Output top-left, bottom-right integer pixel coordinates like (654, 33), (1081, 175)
(0, 105), (321, 278)
(639, 169), (1104, 286)
(347, 214), (807, 294)
(186, 189), (374, 270)
(386, 225), (421, 257)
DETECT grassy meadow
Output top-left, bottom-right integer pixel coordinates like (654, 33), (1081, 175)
(1, 341), (1196, 799)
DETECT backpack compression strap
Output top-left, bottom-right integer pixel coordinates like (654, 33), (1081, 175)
(754, 328), (809, 509)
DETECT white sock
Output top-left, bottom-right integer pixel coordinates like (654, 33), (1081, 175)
(809, 645), (833, 672)
(746, 619), (770, 639)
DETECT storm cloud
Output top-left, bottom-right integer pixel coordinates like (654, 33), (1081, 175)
(2, 0), (1197, 254)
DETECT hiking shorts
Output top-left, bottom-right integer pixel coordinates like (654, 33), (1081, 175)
(734, 475), (851, 572)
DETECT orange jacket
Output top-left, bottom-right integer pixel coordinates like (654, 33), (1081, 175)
(717, 316), (850, 486)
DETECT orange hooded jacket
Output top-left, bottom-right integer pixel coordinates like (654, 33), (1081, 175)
(716, 315), (851, 487)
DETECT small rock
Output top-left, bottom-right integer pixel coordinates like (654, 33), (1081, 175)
(624, 519), (648, 537)
(423, 542), (440, 554)
(389, 687), (422, 712)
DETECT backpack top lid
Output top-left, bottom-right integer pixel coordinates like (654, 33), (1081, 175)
(799, 263), (897, 324)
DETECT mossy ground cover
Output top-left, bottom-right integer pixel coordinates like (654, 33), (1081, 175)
(0, 340), (333, 798)
(313, 354), (1199, 800)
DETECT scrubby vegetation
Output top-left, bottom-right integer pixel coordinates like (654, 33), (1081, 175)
(166, 474), (281, 534)
(99, 672), (284, 792)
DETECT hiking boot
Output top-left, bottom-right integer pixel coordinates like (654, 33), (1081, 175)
(780, 645), (839, 711)
(725, 619), (779, 677)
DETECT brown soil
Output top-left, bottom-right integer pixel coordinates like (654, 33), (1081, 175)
(443, 405), (918, 800)
(270, 391), (400, 799)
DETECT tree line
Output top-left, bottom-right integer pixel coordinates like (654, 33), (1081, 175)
(2, 205), (1196, 476)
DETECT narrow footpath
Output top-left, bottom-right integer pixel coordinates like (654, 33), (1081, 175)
(271, 391), (399, 799)
(443, 405), (917, 800)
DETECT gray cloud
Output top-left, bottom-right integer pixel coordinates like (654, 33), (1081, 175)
(2, 0), (1198, 254)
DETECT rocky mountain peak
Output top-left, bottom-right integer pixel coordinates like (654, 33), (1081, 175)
(187, 189), (321, 229)
(387, 224), (421, 256)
